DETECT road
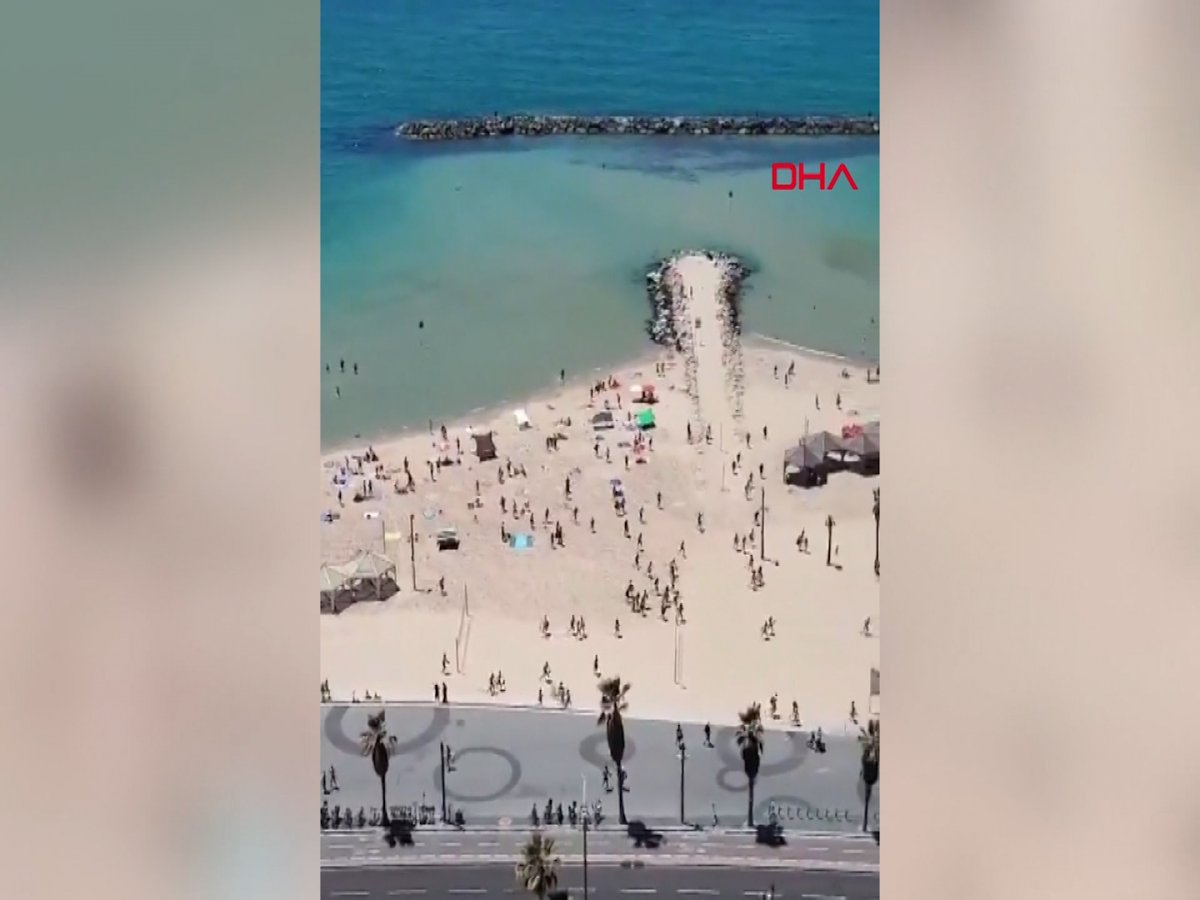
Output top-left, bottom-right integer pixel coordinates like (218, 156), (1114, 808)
(322, 864), (879, 899)
(321, 705), (877, 831)
(321, 828), (879, 870)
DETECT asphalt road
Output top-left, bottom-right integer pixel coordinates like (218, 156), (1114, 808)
(322, 864), (879, 899)
(321, 828), (879, 870)
(321, 704), (878, 831)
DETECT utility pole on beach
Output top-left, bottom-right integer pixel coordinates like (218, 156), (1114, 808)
(759, 486), (766, 560)
(409, 513), (416, 590)
(673, 616), (683, 685)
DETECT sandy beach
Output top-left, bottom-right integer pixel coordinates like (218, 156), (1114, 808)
(320, 253), (880, 733)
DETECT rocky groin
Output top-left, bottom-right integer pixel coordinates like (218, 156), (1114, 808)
(397, 114), (878, 141)
(646, 250), (750, 424)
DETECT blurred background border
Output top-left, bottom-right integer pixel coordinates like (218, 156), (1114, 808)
(1, 1), (1198, 899)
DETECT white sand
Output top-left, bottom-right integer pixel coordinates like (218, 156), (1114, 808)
(321, 253), (880, 733)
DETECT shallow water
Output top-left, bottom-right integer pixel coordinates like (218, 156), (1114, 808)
(322, 0), (879, 447)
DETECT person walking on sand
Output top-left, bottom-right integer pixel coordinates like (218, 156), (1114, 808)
(442, 652), (450, 674)
(614, 618), (621, 638)
(862, 617), (872, 636)
(593, 654), (600, 677)
(679, 539), (686, 558)
(849, 701), (858, 723)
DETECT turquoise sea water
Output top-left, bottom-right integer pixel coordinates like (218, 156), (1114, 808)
(322, 0), (879, 448)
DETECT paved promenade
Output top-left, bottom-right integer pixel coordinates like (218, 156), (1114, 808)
(320, 704), (878, 831)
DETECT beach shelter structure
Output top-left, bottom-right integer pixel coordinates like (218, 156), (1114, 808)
(345, 550), (398, 601)
(841, 429), (881, 475)
(591, 410), (615, 430)
(636, 408), (656, 429)
(854, 421), (881, 475)
(472, 431), (498, 461)
(801, 429), (844, 460)
(320, 563), (353, 614)
(783, 444), (828, 488)
(514, 408), (532, 430)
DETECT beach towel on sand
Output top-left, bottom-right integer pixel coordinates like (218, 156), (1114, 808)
(508, 533), (534, 550)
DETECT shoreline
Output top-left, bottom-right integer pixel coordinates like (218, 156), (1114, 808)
(321, 332), (877, 458)
(321, 251), (879, 731)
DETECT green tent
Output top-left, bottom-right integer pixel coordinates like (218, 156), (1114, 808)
(636, 409), (656, 429)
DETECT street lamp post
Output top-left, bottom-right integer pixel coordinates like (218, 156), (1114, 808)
(677, 741), (687, 824)
(581, 775), (589, 897)
(439, 742), (454, 823)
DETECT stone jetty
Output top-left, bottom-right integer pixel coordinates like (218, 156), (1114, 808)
(397, 114), (878, 141)
(646, 251), (750, 427)
(645, 250), (749, 348)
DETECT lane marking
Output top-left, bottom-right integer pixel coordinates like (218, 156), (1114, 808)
(677, 890), (718, 895)
(387, 891), (428, 896)
(329, 844), (354, 850)
(443, 841), (462, 847)
(448, 890), (486, 895)
(478, 841), (499, 847)
(330, 893), (368, 898)
(621, 891), (658, 895)
(843, 849), (864, 855)
(802, 895), (847, 900)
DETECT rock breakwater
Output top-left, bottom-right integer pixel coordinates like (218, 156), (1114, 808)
(397, 114), (878, 141)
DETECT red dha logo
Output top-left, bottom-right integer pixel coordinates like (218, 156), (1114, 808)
(771, 162), (858, 191)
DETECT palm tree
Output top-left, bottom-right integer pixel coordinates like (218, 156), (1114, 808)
(735, 703), (765, 827)
(515, 831), (560, 899)
(359, 710), (398, 825)
(859, 719), (880, 832)
(597, 676), (632, 825)
(825, 514), (836, 567)
(872, 489), (880, 575)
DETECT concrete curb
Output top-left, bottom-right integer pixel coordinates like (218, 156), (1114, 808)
(320, 856), (879, 873)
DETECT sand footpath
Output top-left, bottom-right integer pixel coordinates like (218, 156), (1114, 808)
(321, 253), (880, 733)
